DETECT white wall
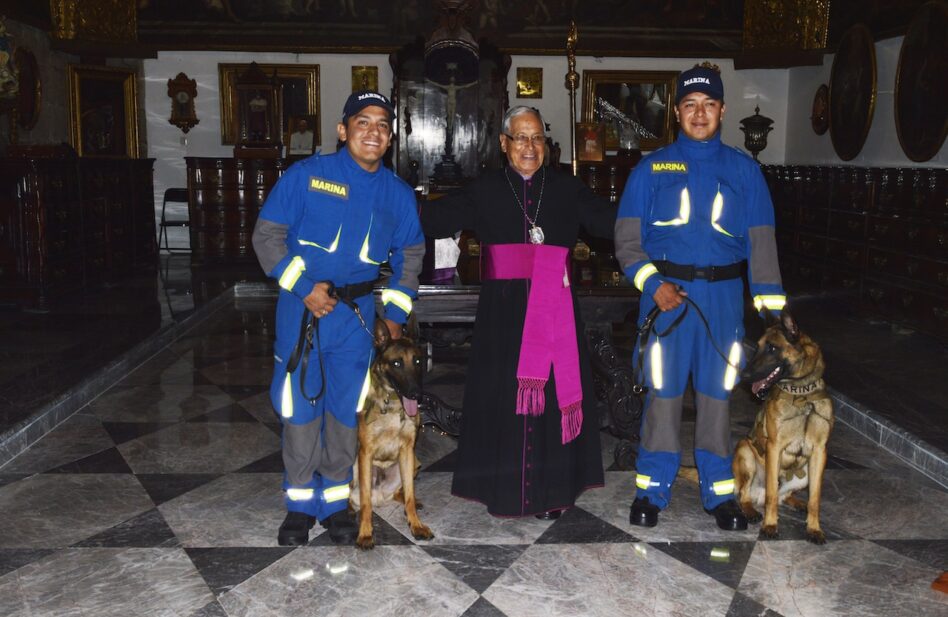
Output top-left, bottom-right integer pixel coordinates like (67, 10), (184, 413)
(785, 36), (947, 167)
(508, 55), (790, 166)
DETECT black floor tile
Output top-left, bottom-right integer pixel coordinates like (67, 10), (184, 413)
(185, 547), (295, 597)
(136, 473), (222, 506)
(535, 506), (636, 544)
(73, 508), (179, 548)
(102, 421), (176, 445)
(726, 591), (784, 617)
(873, 539), (948, 570)
(0, 549), (57, 577)
(461, 597), (508, 617)
(187, 404), (259, 423)
(43, 447), (133, 474)
(421, 544), (529, 594)
(651, 541), (756, 589)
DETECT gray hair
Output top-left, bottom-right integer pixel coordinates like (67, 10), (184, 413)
(502, 106), (545, 135)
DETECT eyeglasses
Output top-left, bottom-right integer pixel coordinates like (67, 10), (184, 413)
(503, 133), (546, 147)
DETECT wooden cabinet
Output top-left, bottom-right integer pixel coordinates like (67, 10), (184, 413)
(0, 150), (156, 310)
(764, 164), (948, 341)
(185, 157), (290, 262)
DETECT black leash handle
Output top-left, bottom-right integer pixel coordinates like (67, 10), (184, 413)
(631, 289), (740, 394)
(285, 282), (336, 405)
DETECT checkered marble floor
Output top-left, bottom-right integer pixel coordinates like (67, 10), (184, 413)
(0, 300), (946, 617)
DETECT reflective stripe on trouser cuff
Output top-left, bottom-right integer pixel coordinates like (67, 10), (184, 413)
(636, 474), (661, 490)
(281, 373), (293, 418)
(322, 484), (350, 503)
(753, 295), (786, 311)
(279, 256), (306, 291)
(650, 341), (663, 390)
(722, 342), (742, 391)
(355, 365), (371, 412)
(633, 263), (659, 292)
(712, 479), (735, 495)
(286, 488), (314, 501)
(381, 289), (413, 314)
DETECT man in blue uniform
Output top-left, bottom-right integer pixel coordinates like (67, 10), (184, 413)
(614, 63), (786, 530)
(252, 91), (425, 545)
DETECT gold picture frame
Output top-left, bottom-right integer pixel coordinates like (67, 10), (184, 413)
(219, 63), (320, 146)
(351, 66), (378, 92)
(67, 64), (139, 158)
(576, 122), (605, 162)
(829, 24), (877, 162)
(516, 67), (543, 99)
(581, 70), (677, 151)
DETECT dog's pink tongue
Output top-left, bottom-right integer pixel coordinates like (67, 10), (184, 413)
(752, 379), (767, 395)
(402, 397), (418, 417)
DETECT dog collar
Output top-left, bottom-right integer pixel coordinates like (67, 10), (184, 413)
(777, 379), (825, 396)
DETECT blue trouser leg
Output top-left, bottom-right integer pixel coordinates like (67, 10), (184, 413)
(270, 297), (373, 522)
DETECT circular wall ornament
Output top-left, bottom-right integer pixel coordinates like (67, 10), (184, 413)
(811, 83), (829, 135)
(894, 1), (947, 162)
(829, 24), (876, 161)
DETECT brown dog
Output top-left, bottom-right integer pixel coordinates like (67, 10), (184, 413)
(350, 319), (434, 550)
(734, 310), (835, 544)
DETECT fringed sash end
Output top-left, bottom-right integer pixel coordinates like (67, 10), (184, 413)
(560, 400), (583, 444)
(516, 378), (546, 416)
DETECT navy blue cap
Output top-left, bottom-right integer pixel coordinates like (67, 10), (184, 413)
(342, 90), (395, 123)
(675, 66), (724, 105)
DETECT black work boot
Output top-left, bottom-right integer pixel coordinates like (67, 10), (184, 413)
(706, 499), (749, 531)
(320, 510), (358, 545)
(278, 511), (316, 546)
(629, 496), (660, 527)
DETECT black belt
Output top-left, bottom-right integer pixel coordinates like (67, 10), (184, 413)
(334, 279), (378, 301)
(653, 260), (744, 282)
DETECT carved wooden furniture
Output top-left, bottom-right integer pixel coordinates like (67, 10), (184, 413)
(184, 157), (290, 262)
(0, 148), (156, 310)
(766, 165), (948, 340)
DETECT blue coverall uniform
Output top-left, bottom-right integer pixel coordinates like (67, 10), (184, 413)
(253, 147), (425, 522)
(615, 131), (786, 511)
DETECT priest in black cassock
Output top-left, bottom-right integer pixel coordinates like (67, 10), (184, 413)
(421, 106), (616, 518)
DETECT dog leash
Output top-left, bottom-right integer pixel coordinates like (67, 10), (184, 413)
(632, 290), (741, 395)
(285, 279), (380, 404)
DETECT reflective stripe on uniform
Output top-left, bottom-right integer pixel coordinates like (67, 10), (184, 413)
(712, 479), (735, 495)
(753, 295), (787, 312)
(650, 341), (663, 390)
(287, 488), (314, 501)
(298, 225), (341, 253)
(722, 341), (742, 391)
(359, 215), (382, 265)
(653, 187), (691, 227)
(355, 364), (371, 412)
(322, 484), (350, 503)
(279, 256), (306, 291)
(636, 474), (652, 490)
(633, 262), (659, 292)
(381, 289), (413, 314)
(281, 373), (294, 418)
(710, 189), (735, 237)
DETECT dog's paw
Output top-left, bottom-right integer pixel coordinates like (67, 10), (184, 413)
(356, 535), (375, 550)
(746, 510), (763, 524)
(761, 524), (779, 539)
(411, 524), (434, 541)
(806, 529), (827, 545)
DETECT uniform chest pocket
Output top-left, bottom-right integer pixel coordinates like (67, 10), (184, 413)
(359, 210), (396, 265)
(650, 176), (691, 228)
(710, 179), (744, 239)
(298, 197), (344, 253)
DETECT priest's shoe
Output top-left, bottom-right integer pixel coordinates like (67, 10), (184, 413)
(320, 510), (358, 545)
(629, 496), (659, 527)
(278, 511), (316, 546)
(535, 510), (562, 520)
(706, 499), (749, 531)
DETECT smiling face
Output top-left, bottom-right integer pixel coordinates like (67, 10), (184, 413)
(337, 105), (392, 172)
(675, 91), (725, 142)
(500, 111), (546, 178)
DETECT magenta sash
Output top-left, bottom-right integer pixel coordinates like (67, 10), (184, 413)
(483, 244), (583, 444)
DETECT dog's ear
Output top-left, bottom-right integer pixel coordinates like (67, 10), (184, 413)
(762, 307), (780, 327)
(404, 311), (419, 341)
(780, 309), (799, 343)
(374, 318), (391, 348)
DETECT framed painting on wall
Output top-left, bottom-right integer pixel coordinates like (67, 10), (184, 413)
(67, 65), (139, 158)
(829, 24), (876, 162)
(581, 70), (677, 151)
(219, 63), (320, 146)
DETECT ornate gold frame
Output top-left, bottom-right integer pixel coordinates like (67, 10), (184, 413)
(67, 64), (139, 158)
(516, 67), (543, 99)
(581, 70), (677, 151)
(219, 63), (320, 146)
